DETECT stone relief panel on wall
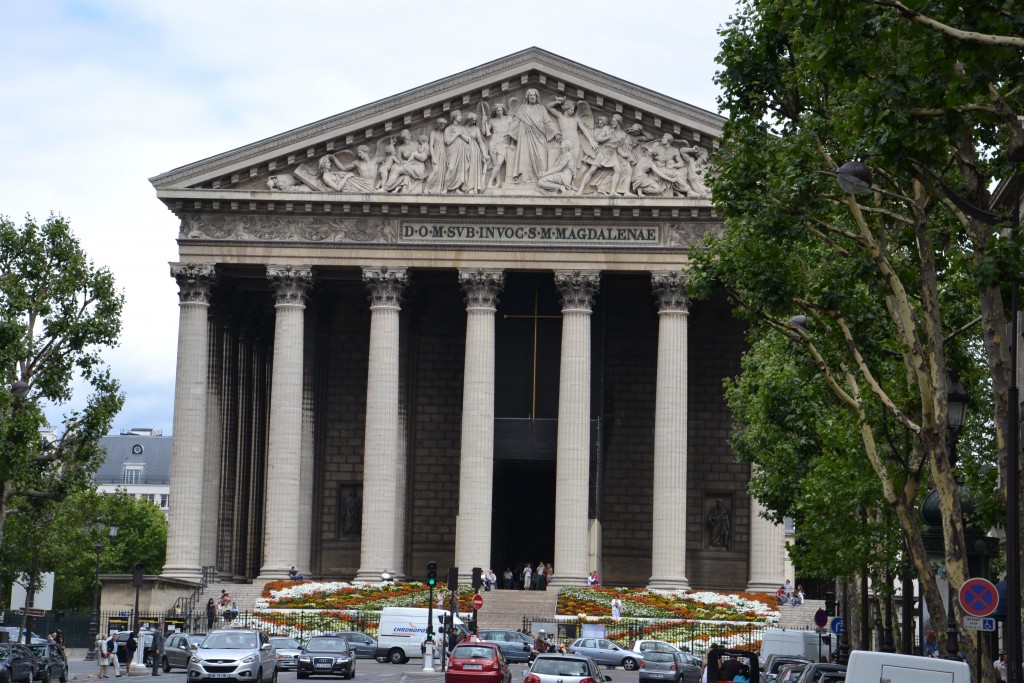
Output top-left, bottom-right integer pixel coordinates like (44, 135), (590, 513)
(260, 85), (714, 199)
(182, 214), (400, 242)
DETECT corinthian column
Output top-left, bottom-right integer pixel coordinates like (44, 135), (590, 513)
(648, 271), (691, 590)
(163, 262), (216, 580)
(550, 270), (600, 587)
(747, 492), (786, 592)
(354, 267), (408, 581)
(259, 265), (312, 580)
(455, 269), (504, 580)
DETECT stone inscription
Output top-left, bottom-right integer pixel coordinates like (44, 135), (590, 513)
(401, 223), (658, 245)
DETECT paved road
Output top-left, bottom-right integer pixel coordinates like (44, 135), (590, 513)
(67, 655), (639, 683)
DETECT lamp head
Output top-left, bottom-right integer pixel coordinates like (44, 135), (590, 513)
(836, 161), (873, 195)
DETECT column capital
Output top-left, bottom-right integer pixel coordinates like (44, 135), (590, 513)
(170, 262), (216, 304)
(651, 271), (690, 312)
(267, 265), (313, 305)
(554, 270), (600, 311)
(459, 268), (505, 310)
(362, 267), (408, 308)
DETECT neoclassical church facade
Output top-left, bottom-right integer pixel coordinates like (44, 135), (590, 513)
(152, 48), (785, 590)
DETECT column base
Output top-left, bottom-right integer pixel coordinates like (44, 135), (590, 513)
(547, 575), (588, 587)
(353, 568), (392, 583)
(257, 565), (292, 581)
(745, 581), (779, 593)
(648, 577), (691, 591)
(161, 565), (204, 581)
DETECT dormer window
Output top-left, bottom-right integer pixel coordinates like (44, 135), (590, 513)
(123, 464), (143, 485)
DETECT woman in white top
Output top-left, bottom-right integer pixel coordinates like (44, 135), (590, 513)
(96, 635), (110, 678)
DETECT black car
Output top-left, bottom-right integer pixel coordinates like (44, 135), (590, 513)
(26, 645), (66, 683)
(477, 630), (534, 663)
(297, 636), (356, 679)
(327, 633), (377, 659)
(792, 663), (846, 683)
(0, 643), (37, 683)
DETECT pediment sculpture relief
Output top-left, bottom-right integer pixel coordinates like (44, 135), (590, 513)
(264, 87), (713, 199)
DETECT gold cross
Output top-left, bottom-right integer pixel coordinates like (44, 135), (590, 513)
(503, 287), (561, 419)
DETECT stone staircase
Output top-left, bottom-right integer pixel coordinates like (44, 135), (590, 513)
(202, 579), (268, 612)
(777, 599), (827, 629)
(474, 589), (559, 629)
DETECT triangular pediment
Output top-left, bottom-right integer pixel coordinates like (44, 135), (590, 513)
(151, 48), (724, 201)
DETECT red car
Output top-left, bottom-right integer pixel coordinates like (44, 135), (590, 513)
(445, 642), (511, 683)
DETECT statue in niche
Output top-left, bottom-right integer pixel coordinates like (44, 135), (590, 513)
(546, 96), (597, 168)
(537, 140), (576, 195)
(385, 131), (430, 193)
(707, 498), (731, 549)
(576, 113), (632, 195)
(342, 488), (362, 538)
(504, 88), (560, 185)
(424, 117), (448, 194)
(480, 101), (512, 188)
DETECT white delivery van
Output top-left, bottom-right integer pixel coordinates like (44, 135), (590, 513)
(845, 651), (969, 683)
(375, 607), (466, 664)
(759, 629), (837, 665)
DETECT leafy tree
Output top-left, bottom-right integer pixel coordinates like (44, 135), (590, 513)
(693, 0), (1022, 676)
(0, 214), (124, 551)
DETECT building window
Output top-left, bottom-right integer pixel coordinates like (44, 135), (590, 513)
(160, 494), (169, 509)
(142, 493), (156, 503)
(784, 516), (795, 534)
(123, 465), (143, 485)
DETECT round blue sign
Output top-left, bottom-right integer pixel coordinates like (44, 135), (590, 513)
(830, 617), (844, 635)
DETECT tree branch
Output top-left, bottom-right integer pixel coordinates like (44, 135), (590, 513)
(870, 0), (1024, 48)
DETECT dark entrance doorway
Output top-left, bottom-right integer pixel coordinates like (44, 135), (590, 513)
(491, 459), (555, 579)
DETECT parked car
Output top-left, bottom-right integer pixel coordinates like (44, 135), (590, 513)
(477, 629), (534, 663)
(187, 629), (277, 683)
(0, 643), (37, 683)
(326, 632), (377, 659)
(761, 655), (812, 683)
(26, 644), (66, 683)
(297, 636), (355, 679)
(0, 629), (45, 646)
(524, 654), (612, 683)
(631, 641), (681, 655)
(792, 663), (846, 683)
(269, 638), (303, 671)
(161, 633), (203, 672)
(775, 662), (809, 683)
(638, 651), (700, 683)
(567, 638), (641, 670)
(445, 642), (511, 683)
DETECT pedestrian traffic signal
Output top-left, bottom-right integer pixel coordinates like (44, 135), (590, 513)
(427, 561), (438, 586)
(824, 591), (836, 617)
(471, 567), (483, 590)
(447, 566), (459, 591)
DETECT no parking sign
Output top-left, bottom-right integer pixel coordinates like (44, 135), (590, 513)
(958, 578), (998, 617)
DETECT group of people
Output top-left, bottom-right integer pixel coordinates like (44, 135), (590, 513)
(521, 562), (554, 590)
(701, 643), (751, 683)
(94, 629), (141, 679)
(774, 580), (805, 607)
(207, 590), (239, 628)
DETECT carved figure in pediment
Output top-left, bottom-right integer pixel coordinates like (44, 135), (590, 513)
(537, 141), (577, 195)
(546, 97), (597, 168)
(576, 113), (632, 195)
(424, 117), (448, 194)
(317, 145), (380, 193)
(504, 88), (560, 185)
(267, 173), (312, 192)
(464, 113), (490, 193)
(443, 110), (490, 194)
(385, 130), (430, 193)
(480, 102), (512, 189)
(645, 133), (694, 196)
(685, 145), (712, 197)
(375, 143), (398, 190)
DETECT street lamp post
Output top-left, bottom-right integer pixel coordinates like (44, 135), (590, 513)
(86, 541), (104, 661)
(944, 378), (968, 660)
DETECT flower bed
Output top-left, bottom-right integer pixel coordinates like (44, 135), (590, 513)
(557, 586), (778, 622)
(258, 580), (474, 611)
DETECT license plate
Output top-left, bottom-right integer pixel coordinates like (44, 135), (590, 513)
(648, 674), (666, 678)
(208, 674), (231, 679)
(464, 664), (482, 670)
(315, 663), (332, 669)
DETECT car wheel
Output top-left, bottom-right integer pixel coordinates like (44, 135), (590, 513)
(374, 656), (387, 664)
(59, 667), (67, 683)
(622, 658), (638, 671)
(270, 667), (278, 683)
(387, 649), (407, 665)
(162, 656), (172, 673)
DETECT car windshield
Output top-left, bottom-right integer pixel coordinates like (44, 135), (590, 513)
(28, 645), (48, 656)
(453, 645), (495, 660)
(188, 636), (205, 647)
(271, 638), (301, 649)
(532, 658), (591, 676)
(201, 633), (258, 650)
(306, 638), (349, 653)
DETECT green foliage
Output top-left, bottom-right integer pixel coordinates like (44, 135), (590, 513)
(0, 213), (125, 566)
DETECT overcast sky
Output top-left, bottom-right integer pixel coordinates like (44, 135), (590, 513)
(1, 1), (740, 435)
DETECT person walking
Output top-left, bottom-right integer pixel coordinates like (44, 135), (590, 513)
(611, 596), (622, 621)
(125, 632), (138, 674)
(206, 598), (216, 630)
(150, 626), (164, 676)
(108, 632), (121, 677)
(96, 633), (110, 678)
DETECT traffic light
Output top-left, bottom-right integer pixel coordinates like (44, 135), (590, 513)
(427, 561), (438, 587)
(447, 566), (459, 591)
(471, 567), (483, 590)
(132, 562), (145, 588)
(824, 591), (836, 617)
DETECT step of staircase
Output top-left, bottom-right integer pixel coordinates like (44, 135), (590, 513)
(202, 579), (268, 613)
(777, 599), (826, 629)
(474, 588), (559, 630)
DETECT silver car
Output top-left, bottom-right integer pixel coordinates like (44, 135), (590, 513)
(187, 629), (277, 683)
(524, 654), (611, 683)
(269, 638), (302, 671)
(567, 639), (642, 670)
(638, 651), (700, 683)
